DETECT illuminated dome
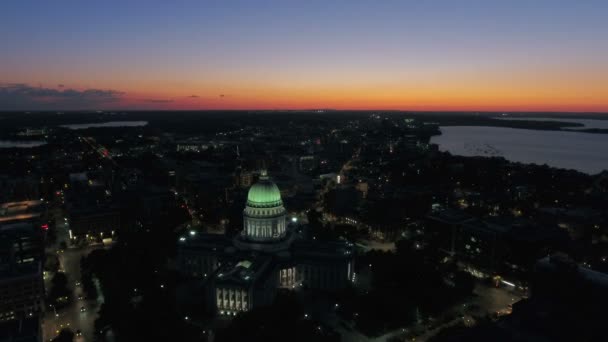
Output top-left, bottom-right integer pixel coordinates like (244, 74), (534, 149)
(246, 171), (283, 208)
(243, 171), (287, 242)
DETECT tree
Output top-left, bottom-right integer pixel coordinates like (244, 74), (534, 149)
(215, 291), (338, 342)
(52, 329), (74, 342)
(44, 253), (60, 273)
(47, 272), (71, 307)
(453, 271), (475, 296)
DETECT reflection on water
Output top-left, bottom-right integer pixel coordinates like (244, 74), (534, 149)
(431, 126), (608, 175)
(0, 141), (47, 148)
(60, 121), (148, 129)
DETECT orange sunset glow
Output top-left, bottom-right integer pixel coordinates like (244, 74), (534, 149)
(1, 1), (607, 112)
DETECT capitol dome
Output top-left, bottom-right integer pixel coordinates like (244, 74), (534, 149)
(246, 172), (283, 208)
(243, 171), (287, 243)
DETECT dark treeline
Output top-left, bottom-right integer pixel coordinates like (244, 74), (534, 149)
(1, 110), (607, 137)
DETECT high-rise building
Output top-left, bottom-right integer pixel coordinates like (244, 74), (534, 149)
(0, 203), (46, 322)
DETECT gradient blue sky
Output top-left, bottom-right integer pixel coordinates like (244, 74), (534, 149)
(1, 0), (607, 111)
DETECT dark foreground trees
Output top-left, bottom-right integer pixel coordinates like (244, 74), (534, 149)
(80, 221), (199, 341)
(52, 329), (74, 342)
(337, 239), (474, 336)
(47, 272), (72, 308)
(215, 291), (339, 342)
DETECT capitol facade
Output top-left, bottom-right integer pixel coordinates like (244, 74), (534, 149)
(178, 171), (354, 315)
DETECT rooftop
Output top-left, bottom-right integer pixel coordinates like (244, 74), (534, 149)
(215, 257), (272, 286)
(0, 201), (45, 224)
(0, 316), (41, 342)
(427, 208), (474, 225)
(179, 233), (233, 252)
(292, 240), (354, 260)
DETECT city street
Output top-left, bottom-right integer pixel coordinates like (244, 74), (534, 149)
(470, 282), (522, 315)
(42, 246), (103, 342)
(320, 279), (523, 342)
(43, 247), (101, 341)
(358, 239), (396, 252)
(42, 210), (106, 342)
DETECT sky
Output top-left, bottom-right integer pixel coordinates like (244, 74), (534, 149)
(1, 0), (607, 112)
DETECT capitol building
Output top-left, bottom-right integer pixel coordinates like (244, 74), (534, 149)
(178, 171), (354, 315)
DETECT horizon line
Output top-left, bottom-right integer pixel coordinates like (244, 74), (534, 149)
(2, 109), (608, 114)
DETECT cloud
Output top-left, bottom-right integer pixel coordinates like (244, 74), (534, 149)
(0, 83), (124, 110)
(188, 95), (199, 98)
(143, 99), (173, 103)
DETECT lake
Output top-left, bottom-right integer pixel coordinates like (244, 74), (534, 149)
(0, 141), (47, 148)
(431, 126), (608, 175)
(60, 121), (148, 129)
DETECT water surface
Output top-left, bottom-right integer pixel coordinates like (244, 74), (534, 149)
(431, 126), (608, 174)
(0, 140), (47, 148)
(60, 121), (148, 129)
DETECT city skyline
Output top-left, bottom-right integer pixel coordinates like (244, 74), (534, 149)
(2, 0), (608, 112)
(1, 2), (607, 339)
